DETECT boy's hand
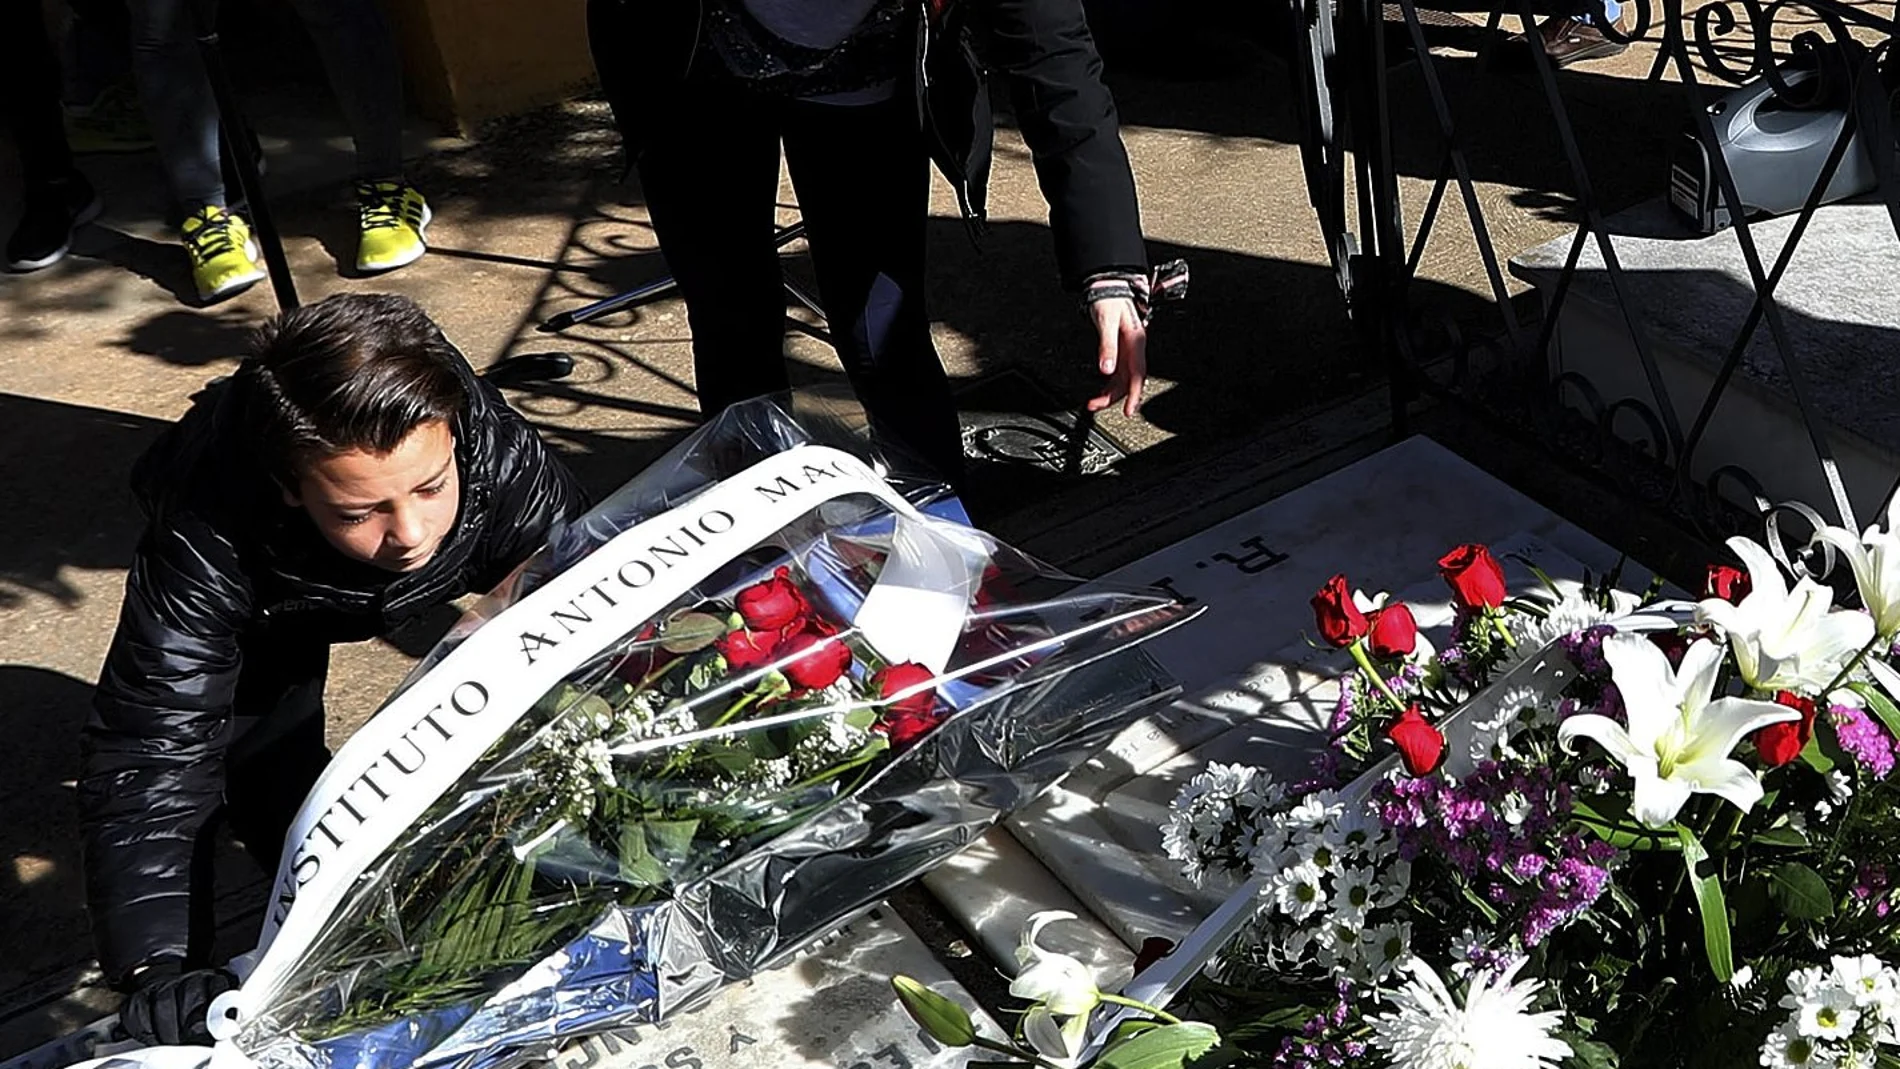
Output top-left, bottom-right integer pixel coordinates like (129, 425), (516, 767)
(120, 961), (237, 1047)
(1087, 295), (1148, 417)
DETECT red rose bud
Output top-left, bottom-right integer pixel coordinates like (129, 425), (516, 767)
(736, 566), (811, 632)
(1439, 544), (1507, 610)
(1754, 690), (1817, 768)
(1311, 574), (1369, 648)
(873, 662), (939, 717)
(1367, 604), (1419, 658)
(780, 630), (854, 691)
(715, 626), (781, 671)
(1387, 704), (1446, 777)
(1705, 564), (1752, 604)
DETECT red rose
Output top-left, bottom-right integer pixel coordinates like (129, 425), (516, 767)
(1439, 544), (1507, 611)
(1753, 691), (1816, 768)
(871, 662), (944, 748)
(1705, 564), (1752, 604)
(715, 626), (782, 671)
(1311, 575), (1369, 648)
(736, 566), (810, 632)
(780, 630), (853, 691)
(1367, 604), (1419, 659)
(873, 662), (939, 717)
(1387, 704), (1445, 777)
(876, 706), (942, 749)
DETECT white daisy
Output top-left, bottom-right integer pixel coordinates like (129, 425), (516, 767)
(1332, 865), (1378, 921)
(1271, 860), (1328, 922)
(1370, 956), (1572, 1069)
(1829, 954), (1897, 1009)
(1798, 986), (1860, 1040)
(1373, 859), (1413, 908)
(1364, 921), (1414, 982)
(1758, 1022), (1835, 1068)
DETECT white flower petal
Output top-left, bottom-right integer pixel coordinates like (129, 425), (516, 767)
(1672, 755), (1766, 814)
(1601, 634), (1678, 752)
(1729, 536), (1790, 603)
(1680, 696), (1801, 764)
(1558, 714), (1646, 766)
(1631, 771), (1696, 828)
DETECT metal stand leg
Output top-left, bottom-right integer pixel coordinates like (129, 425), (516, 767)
(189, 0), (297, 311)
(537, 221), (829, 344)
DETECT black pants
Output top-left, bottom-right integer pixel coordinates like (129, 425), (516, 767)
(1, 0), (76, 188)
(637, 81), (966, 484)
(185, 636), (332, 961)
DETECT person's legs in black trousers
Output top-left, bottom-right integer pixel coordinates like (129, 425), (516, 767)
(780, 97), (964, 485)
(2, 0), (102, 271)
(180, 634), (332, 966)
(636, 79), (796, 417)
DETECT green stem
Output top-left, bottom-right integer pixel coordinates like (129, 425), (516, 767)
(1820, 633), (1884, 700)
(1100, 992), (1182, 1024)
(1348, 641), (1407, 712)
(1491, 613), (1518, 649)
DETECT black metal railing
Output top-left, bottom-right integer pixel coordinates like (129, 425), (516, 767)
(1292, 0), (1899, 562)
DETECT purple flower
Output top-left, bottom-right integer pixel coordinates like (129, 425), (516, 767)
(1831, 704), (1896, 778)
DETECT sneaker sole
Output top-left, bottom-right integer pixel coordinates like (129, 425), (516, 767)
(6, 195), (106, 272)
(356, 203), (432, 274)
(197, 238), (268, 303)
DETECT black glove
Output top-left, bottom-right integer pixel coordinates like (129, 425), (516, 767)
(119, 961), (237, 1047)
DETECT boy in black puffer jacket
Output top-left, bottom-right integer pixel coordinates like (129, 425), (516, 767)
(80, 293), (588, 1047)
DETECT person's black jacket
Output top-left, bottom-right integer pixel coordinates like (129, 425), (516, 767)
(584, 0), (1148, 290)
(79, 356), (587, 985)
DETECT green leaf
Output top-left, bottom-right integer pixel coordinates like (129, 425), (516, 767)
(1765, 862), (1835, 920)
(1676, 823), (1734, 982)
(1555, 1032), (1620, 1069)
(1799, 731), (1836, 774)
(660, 611), (728, 654)
(642, 819), (699, 864)
(1850, 681), (1900, 746)
(890, 976), (976, 1046)
(616, 823), (668, 887)
(1752, 825), (1810, 848)
(1095, 1022), (1221, 1069)
(1238, 1005), (1317, 1032)
(1574, 797), (1680, 851)
(1460, 881), (1503, 925)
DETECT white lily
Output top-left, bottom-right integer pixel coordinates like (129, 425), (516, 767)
(1022, 1006), (1091, 1067)
(1813, 495), (1900, 639)
(1559, 634), (1798, 828)
(1694, 537), (1873, 692)
(1010, 911), (1101, 1017)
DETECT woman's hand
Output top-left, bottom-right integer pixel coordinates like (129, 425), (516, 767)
(1087, 296), (1148, 417)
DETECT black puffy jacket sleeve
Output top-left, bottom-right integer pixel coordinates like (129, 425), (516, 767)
(975, 0), (1148, 289)
(80, 512), (252, 984)
(469, 381), (590, 592)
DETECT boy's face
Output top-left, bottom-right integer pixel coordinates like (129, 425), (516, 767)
(289, 419), (461, 573)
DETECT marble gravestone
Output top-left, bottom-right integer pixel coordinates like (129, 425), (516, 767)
(926, 434), (1652, 973)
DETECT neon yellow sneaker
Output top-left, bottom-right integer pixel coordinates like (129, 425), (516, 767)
(63, 81), (155, 154)
(181, 205), (266, 304)
(356, 181), (430, 274)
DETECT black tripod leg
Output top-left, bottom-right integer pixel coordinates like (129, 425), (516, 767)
(189, 0), (297, 311)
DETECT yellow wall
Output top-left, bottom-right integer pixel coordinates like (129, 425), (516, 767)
(383, 0), (599, 132)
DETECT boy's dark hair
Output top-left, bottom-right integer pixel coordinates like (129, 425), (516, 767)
(243, 293), (469, 488)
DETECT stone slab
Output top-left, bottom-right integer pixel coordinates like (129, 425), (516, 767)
(546, 911), (986, 1069)
(926, 435), (1649, 954)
